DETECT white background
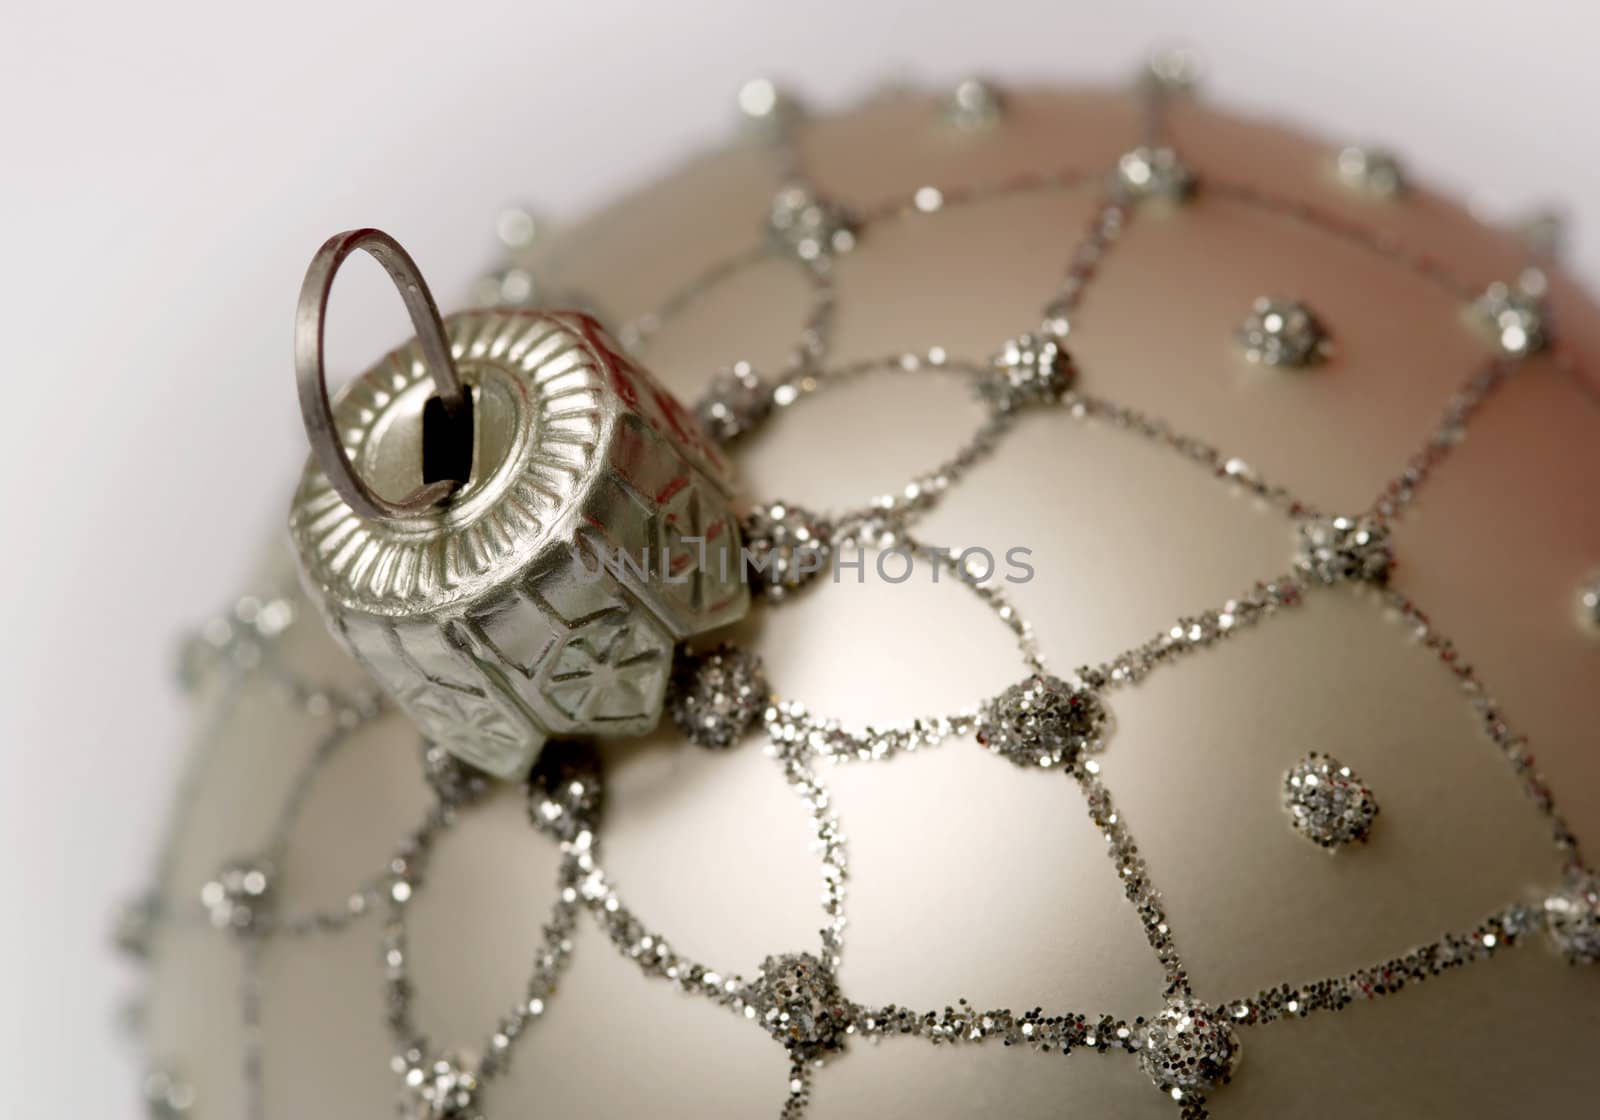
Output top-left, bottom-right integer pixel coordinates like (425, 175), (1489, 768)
(5, 2), (1598, 1115)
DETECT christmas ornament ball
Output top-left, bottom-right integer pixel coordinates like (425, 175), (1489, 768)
(132, 77), (1600, 1120)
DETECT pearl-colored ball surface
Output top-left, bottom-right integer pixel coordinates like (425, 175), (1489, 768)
(139, 83), (1600, 1119)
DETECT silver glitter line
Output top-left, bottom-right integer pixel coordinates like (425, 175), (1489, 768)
(783, 259), (838, 377)
(761, 530), (1044, 769)
(1205, 179), (1478, 301)
(1075, 764), (1192, 999)
(852, 168), (1096, 225)
(855, 999), (1138, 1054)
(1551, 342), (1600, 410)
(147, 668), (250, 900)
(1381, 588), (1589, 874)
(780, 1058), (813, 1120)
(1079, 574), (1308, 692)
(1043, 196), (1133, 332)
(1063, 391), (1315, 517)
(617, 244), (769, 355)
(770, 746), (850, 965)
(1223, 904), (1538, 1026)
(575, 855), (750, 1014)
(765, 700), (981, 765)
(239, 935), (266, 1120)
(1369, 358), (1513, 520)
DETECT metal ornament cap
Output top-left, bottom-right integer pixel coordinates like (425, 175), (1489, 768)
(289, 308), (750, 779)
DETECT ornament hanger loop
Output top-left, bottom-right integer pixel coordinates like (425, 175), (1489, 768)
(294, 228), (470, 523)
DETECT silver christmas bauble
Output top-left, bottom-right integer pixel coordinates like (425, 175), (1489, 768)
(130, 75), (1600, 1120)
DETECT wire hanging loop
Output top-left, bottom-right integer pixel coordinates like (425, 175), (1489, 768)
(295, 228), (471, 522)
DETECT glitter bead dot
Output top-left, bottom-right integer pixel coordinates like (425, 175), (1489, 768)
(404, 1054), (481, 1120)
(1575, 576), (1600, 632)
(1283, 752), (1379, 849)
(1237, 297), (1332, 368)
(738, 78), (802, 140)
(1137, 997), (1242, 1094)
(1296, 515), (1393, 586)
(1335, 146), (1407, 198)
(976, 675), (1108, 769)
(768, 183), (858, 262)
(143, 1066), (196, 1119)
(200, 857), (274, 934)
(742, 502), (833, 602)
(942, 77), (1004, 130)
(1469, 270), (1549, 357)
(527, 741), (603, 843)
(1113, 146), (1196, 203)
(421, 739), (491, 807)
(1543, 876), (1600, 964)
(669, 643), (770, 750)
(991, 331), (1077, 406)
(695, 361), (772, 444)
(746, 952), (851, 1059)
(1139, 46), (1203, 95)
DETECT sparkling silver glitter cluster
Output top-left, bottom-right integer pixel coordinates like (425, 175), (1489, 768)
(769, 183), (858, 262)
(941, 77), (1004, 131)
(1295, 515), (1393, 586)
(1137, 998), (1243, 1096)
(200, 858), (274, 934)
(1580, 577), (1600, 630)
(118, 58), (1600, 1120)
(1283, 753), (1380, 849)
(1236, 297), (1331, 368)
(1543, 876), (1600, 965)
(742, 501), (834, 602)
(403, 1055), (482, 1120)
(975, 674), (1107, 769)
(669, 643), (770, 749)
(1334, 146), (1407, 198)
(991, 330), (1077, 406)
(696, 361), (773, 443)
(1113, 145), (1197, 203)
(1470, 269), (1550, 357)
(422, 740), (491, 808)
(527, 741), (603, 843)
(745, 952), (852, 1059)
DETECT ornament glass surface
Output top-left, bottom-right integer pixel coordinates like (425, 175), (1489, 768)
(134, 80), (1600, 1120)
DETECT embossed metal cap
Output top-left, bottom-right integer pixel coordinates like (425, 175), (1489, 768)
(288, 230), (748, 778)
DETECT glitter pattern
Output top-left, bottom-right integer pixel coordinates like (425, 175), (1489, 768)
(1113, 146), (1197, 203)
(200, 858), (273, 934)
(742, 501), (834, 602)
(120, 68), (1600, 1120)
(738, 78), (803, 142)
(527, 741), (603, 843)
(143, 1067), (196, 1119)
(1334, 146), (1407, 198)
(991, 330), (1077, 406)
(1137, 998), (1242, 1095)
(421, 740), (491, 808)
(696, 361), (773, 443)
(1581, 578), (1600, 630)
(1543, 876), (1600, 964)
(669, 643), (770, 749)
(1283, 753), (1379, 848)
(976, 674), (1108, 769)
(1470, 270), (1550, 357)
(403, 1056), (481, 1120)
(745, 952), (852, 1059)
(1236, 297), (1331, 368)
(941, 77), (1004, 131)
(1295, 516), (1393, 586)
(769, 183), (858, 262)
